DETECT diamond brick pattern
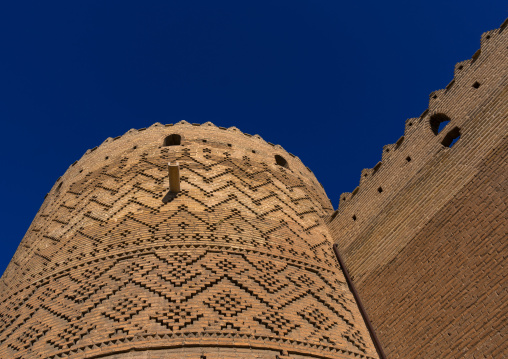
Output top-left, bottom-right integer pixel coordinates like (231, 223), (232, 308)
(0, 122), (378, 358)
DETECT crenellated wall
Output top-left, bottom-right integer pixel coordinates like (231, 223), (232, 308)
(329, 19), (508, 358)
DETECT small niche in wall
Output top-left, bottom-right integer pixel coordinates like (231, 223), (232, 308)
(406, 156), (412, 163)
(472, 81), (481, 89)
(163, 134), (181, 146)
(430, 113), (451, 135)
(377, 187), (383, 193)
(441, 127), (461, 148)
(352, 215), (357, 221)
(275, 155), (289, 169)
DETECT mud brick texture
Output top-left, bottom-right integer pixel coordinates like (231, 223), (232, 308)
(329, 20), (508, 358)
(0, 122), (378, 359)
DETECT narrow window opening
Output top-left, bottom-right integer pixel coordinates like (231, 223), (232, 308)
(352, 215), (357, 221)
(163, 134), (181, 146)
(441, 127), (461, 148)
(105, 156), (109, 160)
(377, 187), (383, 193)
(56, 182), (63, 192)
(395, 136), (404, 149)
(457, 65), (464, 70)
(275, 155), (289, 169)
(406, 156), (412, 162)
(331, 210), (339, 220)
(342, 197), (346, 201)
(429, 113), (451, 135)
(133, 146), (137, 149)
(472, 81), (481, 89)
(252, 150), (256, 154)
(227, 143), (232, 147)
(202, 139), (207, 143)
(373, 162), (382, 174)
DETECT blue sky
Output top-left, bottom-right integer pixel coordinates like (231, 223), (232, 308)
(0, 1), (506, 275)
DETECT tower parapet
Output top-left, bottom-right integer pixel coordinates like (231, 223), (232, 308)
(0, 122), (377, 359)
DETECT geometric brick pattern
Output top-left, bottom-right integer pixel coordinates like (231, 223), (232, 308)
(0, 122), (378, 358)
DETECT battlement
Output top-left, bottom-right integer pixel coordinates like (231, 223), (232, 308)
(329, 18), (507, 359)
(337, 19), (508, 213)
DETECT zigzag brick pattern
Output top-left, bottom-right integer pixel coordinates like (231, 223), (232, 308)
(0, 122), (378, 358)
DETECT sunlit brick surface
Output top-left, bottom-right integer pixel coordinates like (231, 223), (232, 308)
(329, 21), (508, 358)
(0, 122), (378, 359)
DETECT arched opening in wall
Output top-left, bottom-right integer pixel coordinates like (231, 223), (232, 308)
(275, 155), (289, 169)
(163, 134), (181, 146)
(429, 113), (451, 135)
(441, 127), (461, 148)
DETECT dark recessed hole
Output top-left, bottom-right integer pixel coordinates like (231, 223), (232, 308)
(432, 94), (437, 99)
(202, 139), (207, 143)
(373, 162), (382, 174)
(441, 127), (461, 148)
(342, 197), (346, 201)
(163, 134), (181, 146)
(472, 81), (481, 89)
(378, 187), (383, 193)
(331, 210), (339, 220)
(352, 215), (357, 221)
(385, 148), (390, 153)
(486, 35), (491, 39)
(408, 122), (413, 126)
(275, 155), (289, 169)
(429, 113), (451, 135)
(105, 156), (109, 160)
(252, 150), (256, 153)
(364, 173), (368, 177)
(395, 136), (404, 149)
(133, 146), (137, 149)
(406, 156), (412, 162)
(56, 182), (63, 192)
(227, 143), (232, 147)
(457, 65), (464, 70)
(79, 169), (83, 173)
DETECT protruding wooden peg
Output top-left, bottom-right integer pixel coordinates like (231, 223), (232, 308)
(168, 162), (180, 193)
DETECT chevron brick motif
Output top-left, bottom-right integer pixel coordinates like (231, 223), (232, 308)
(0, 123), (378, 358)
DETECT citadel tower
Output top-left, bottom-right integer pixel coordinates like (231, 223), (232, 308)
(0, 122), (379, 358)
(1, 17), (507, 359)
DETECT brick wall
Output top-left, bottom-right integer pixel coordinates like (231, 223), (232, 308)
(329, 20), (508, 358)
(0, 122), (378, 359)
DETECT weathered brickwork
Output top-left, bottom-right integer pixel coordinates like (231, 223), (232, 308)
(0, 122), (378, 358)
(329, 20), (508, 358)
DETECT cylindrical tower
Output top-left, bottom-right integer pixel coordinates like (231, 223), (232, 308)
(0, 121), (378, 359)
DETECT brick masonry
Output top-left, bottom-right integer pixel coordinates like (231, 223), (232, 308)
(328, 19), (507, 358)
(1, 18), (507, 359)
(0, 122), (378, 358)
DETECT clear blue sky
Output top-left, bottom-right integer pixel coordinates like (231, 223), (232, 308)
(0, 1), (506, 276)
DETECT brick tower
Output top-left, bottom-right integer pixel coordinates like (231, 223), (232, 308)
(0, 121), (379, 358)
